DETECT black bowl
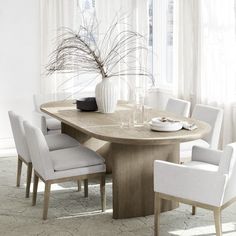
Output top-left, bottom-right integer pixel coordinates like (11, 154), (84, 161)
(76, 97), (98, 111)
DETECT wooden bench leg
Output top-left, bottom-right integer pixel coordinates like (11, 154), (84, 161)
(154, 193), (161, 236)
(100, 174), (106, 212)
(43, 182), (51, 220)
(77, 180), (81, 192)
(25, 163), (32, 198)
(84, 179), (88, 198)
(32, 173), (39, 206)
(16, 157), (22, 187)
(214, 207), (222, 236)
(192, 206), (196, 215)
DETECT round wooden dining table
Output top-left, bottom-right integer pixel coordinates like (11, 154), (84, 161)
(41, 100), (211, 219)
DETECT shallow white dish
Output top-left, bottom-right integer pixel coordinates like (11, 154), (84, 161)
(149, 117), (183, 132)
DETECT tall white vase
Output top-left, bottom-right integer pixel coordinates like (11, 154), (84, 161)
(95, 77), (118, 113)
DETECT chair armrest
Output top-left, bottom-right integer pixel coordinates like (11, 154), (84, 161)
(154, 160), (227, 207)
(192, 146), (223, 165)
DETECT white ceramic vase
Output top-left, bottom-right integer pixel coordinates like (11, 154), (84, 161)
(95, 77), (118, 113)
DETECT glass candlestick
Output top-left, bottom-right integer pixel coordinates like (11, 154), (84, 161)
(133, 87), (146, 126)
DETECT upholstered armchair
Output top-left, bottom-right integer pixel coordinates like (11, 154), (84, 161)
(23, 121), (106, 220)
(154, 143), (236, 236)
(180, 104), (223, 163)
(8, 111), (80, 198)
(33, 93), (69, 134)
(165, 98), (191, 117)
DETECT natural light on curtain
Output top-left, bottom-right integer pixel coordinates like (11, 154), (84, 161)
(199, 0), (236, 146)
(96, 0), (149, 100)
(175, 0), (236, 146)
(200, 0), (236, 105)
(40, 0), (149, 100)
(40, 0), (81, 95)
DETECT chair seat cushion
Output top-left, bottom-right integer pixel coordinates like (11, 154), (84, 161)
(50, 146), (105, 171)
(45, 134), (79, 151)
(183, 161), (218, 172)
(180, 139), (209, 160)
(46, 118), (61, 131)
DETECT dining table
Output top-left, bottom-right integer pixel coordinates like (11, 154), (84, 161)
(41, 100), (211, 219)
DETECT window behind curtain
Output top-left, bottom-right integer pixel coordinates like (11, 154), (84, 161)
(71, 0), (98, 97)
(151, 0), (174, 90)
(79, 0), (175, 91)
(68, 0), (153, 97)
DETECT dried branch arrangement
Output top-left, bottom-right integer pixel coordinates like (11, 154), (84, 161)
(46, 15), (154, 85)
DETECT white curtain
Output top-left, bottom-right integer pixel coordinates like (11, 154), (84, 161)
(40, 0), (81, 95)
(175, 0), (236, 146)
(40, 0), (149, 100)
(174, 0), (200, 102)
(95, 0), (149, 100)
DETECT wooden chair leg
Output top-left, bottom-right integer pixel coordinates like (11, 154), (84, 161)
(192, 206), (196, 215)
(16, 157), (22, 187)
(77, 180), (81, 192)
(25, 163), (32, 198)
(84, 179), (88, 198)
(43, 182), (51, 220)
(100, 174), (106, 212)
(214, 208), (222, 236)
(32, 173), (39, 206)
(154, 192), (161, 236)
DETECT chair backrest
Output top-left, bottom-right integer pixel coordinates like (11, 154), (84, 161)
(221, 143), (236, 204)
(8, 111), (31, 162)
(33, 93), (70, 113)
(192, 104), (223, 149)
(23, 121), (54, 180)
(165, 98), (191, 117)
(219, 144), (234, 175)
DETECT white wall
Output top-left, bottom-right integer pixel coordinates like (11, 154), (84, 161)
(0, 0), (40, 156)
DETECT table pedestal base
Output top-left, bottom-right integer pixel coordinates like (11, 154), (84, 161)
(110, 143), (179, 219)
(62, 123), (179, 219)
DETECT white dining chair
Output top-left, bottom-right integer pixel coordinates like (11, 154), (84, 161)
(180, 104), (223, 163)
(23, 121), (106, 220)
(8, 111), (80, 198)
(165, 98), (191, 117)
(154, 143), (236, 236)
(33, 93), (69, 134)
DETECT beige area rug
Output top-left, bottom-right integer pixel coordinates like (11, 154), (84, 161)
(0, 156), (236, 236)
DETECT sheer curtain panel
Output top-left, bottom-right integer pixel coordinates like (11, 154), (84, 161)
(40, 0), (81, 94)
(175, 0), (236, 146)
(95, 0), (149, 100)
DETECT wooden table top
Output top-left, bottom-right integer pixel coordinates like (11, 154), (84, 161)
(41, 100), (211, 145)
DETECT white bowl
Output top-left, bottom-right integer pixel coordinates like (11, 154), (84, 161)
(149, 117), (183, 132)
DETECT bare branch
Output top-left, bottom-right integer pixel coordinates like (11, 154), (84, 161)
(46, 13), (154, 87)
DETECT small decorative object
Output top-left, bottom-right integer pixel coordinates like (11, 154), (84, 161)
(95, 78), (118, 113)
(75, 97), (98, 111)
(181, 121), (197, 131)
(149, 117), (183, 132)
(133, 87), (146, 126)
(46, 16), (154, 113)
